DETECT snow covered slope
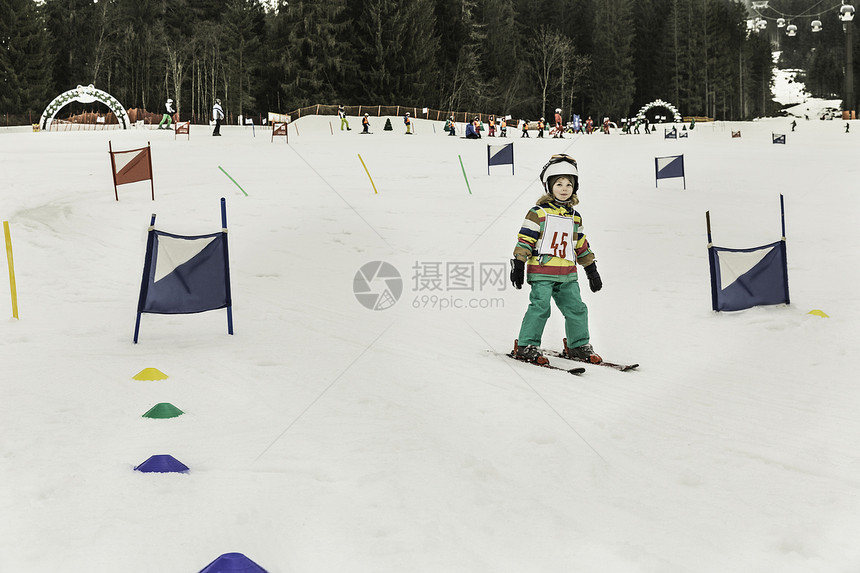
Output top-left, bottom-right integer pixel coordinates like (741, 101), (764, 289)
(1, 111), (858, 572)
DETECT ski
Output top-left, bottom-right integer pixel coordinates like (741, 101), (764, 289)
(499, 352), (585, 375)
(539, 339), (639, 372)
(496, 340), (585, 375)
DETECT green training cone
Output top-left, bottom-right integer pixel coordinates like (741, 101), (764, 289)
(142, 402), (184, 419)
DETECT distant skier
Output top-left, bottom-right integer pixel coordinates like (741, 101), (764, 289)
(521, 120), (529, 138)
(509, 153), (603, 365)
(212, 98), (224, 136)
(404, 112), (412, 134)
(791, 119), (797, 132)
(445, 115), (457, 136)
(537, 117), (545, 138)
(362, 113), (370, 134)
(158, 98), (175, 130)
(553, 108), (564, 138)
(339, 105), (351, 131)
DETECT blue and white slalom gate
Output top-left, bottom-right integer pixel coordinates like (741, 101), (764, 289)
(706, 195), (790, 312)
(655, 154), (685, 189)
(134, 198), (234, 342)
(487, 142), (514, 175)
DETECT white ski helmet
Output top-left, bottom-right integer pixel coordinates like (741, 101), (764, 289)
(539, 154), (579, 193)
(555, 108), (562, 113)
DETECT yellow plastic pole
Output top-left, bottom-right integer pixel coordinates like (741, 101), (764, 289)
(358, 154), (378, 194)
(3, 221), (19, 319)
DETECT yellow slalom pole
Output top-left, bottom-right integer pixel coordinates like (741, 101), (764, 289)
(3, 221), (19, 319)
(358, 154), (378, 194)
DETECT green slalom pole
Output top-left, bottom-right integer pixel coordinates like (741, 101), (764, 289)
(458, 155), (472, 195)
(218, 165), (248, 196)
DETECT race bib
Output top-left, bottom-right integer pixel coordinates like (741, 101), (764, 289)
(536, 214), (576, 262)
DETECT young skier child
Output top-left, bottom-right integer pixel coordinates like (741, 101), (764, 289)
(510, 154), (603, 364)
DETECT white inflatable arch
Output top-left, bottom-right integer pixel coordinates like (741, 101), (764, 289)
(636, 99), (683, 123)
(39, 84), (130, 130)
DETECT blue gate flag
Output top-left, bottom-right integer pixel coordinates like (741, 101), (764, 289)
(487, 143), (514, 175)
(138, 230), (229, 314)
(655, 154), (685, 188)
(706, 195), (789, 312)
(708, 241), (789, 311)
(134, 198), (233, 342)
(773, 133), (786, 144)
(572, 114), (581, 132)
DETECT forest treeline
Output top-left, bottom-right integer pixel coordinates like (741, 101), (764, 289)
(1, 0), (856, 125)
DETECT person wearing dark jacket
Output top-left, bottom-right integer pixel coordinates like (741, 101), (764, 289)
(465, 119), (481, 139)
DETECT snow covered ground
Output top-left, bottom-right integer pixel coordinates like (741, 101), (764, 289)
(1, 90), (859, 572)
(773, 67), (842, 119)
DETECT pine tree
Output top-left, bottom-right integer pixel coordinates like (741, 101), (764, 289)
(1, 0), (53, 117)
(222, 0), (265, 118)
(476, 0), (521, 112)
(631, 0), (671, 112)
(353, 0), (439, 105)
(279, 0), (351, 106)
(589, 0), (635, 120)
(705, 0), (746, 120)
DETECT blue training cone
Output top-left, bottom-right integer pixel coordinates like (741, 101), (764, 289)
(199, 552), (269, 573)
(134, 454), (189, 473)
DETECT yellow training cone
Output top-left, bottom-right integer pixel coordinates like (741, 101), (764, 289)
(807, 309), (829, 318)
(133, 367), (169, 380)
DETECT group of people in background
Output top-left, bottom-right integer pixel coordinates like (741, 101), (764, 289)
(159, 98), (666, 140)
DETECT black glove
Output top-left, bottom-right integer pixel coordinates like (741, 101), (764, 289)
(584, 262), (602, 293)
(510, 258), (525, 289)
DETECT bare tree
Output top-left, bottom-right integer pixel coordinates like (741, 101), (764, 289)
(527, 25), (572, 119)
(561, 46), (591, 119)
(165, 40), (190, 118)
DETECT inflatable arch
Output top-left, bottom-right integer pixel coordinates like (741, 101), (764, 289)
(636, 99), (683, 123)
(39, 84), (130, 131)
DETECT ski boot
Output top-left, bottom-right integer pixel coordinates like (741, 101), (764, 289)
(563, 338), (602, 364)
(512, 339), (549, 365)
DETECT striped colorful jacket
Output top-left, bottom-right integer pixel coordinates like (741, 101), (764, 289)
(513, 194), (595, 283)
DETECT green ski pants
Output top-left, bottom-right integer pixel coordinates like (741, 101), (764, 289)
(518, 280), (589, 348)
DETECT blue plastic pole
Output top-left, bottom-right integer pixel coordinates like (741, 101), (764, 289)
(221, 198), (234, 335)
(134, 213), (157, 343)
(779, 194), (790, 304)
